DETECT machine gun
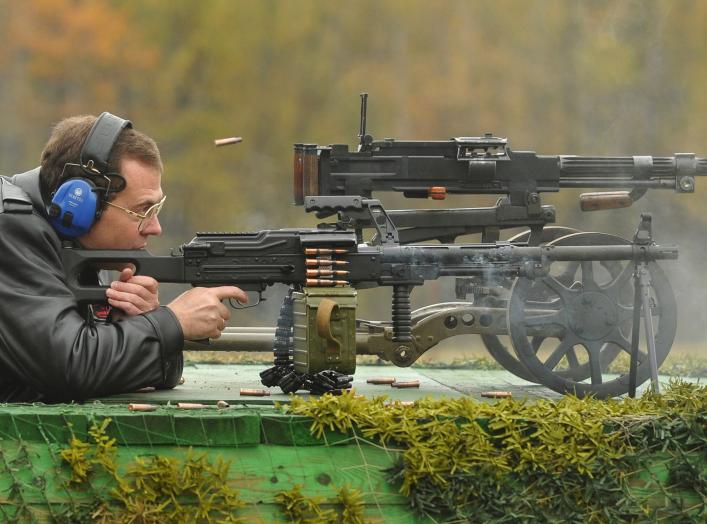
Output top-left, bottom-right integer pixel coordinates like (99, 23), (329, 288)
(294, 93), (706, 245)
(64, 197), (678, 398)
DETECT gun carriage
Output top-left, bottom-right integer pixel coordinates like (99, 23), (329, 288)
(63, 95), (706, 398)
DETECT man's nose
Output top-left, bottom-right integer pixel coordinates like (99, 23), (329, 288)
(141, 215), (162, 236)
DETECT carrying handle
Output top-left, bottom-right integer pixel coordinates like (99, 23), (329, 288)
(316, 298), (342, 355)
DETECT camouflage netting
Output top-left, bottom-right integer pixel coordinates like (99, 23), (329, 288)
(0, 380), (704, 523)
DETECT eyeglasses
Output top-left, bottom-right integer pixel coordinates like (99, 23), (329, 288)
(105, 195), (166, 232)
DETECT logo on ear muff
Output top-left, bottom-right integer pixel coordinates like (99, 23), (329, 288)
(48, 178), (100, 237)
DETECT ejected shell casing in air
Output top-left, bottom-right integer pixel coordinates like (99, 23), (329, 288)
(305, 258), (350, 267)
(306, 279), (349, 287)
(304, 248), (349, 255)
(214, 136), (243, 146)
(306, 269), (350, 277)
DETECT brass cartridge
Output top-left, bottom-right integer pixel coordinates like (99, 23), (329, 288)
(367, 376), (397, 385)
(304, 248), (349, 255)
(391, 380), (421, 388)
(306, 269), (350, 277)
(240, 388), (271, 397)
(128, 403), (157, 412)
(306, 279), (349, 287)
(305, 258), (350, 267)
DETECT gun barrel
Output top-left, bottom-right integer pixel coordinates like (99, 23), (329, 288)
(559, 154), (707, 191)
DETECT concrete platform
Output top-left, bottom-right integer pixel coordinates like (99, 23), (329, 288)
(98, 364), (693, 404)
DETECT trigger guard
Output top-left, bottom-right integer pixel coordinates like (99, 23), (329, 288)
(228, 293), (263, 309)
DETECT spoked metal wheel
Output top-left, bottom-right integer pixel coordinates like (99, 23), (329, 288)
(481, 226), (580, 382)
(508, 234), (677, 398)
(497, 233), (628, 382)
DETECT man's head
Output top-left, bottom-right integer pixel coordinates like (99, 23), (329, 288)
(39, 114), (165, 249)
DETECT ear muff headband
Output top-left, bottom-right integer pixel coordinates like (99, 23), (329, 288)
(49, 112), (133, 237)
(80, 112), (133, 174)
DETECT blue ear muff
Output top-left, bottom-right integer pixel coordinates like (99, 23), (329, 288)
(48, 178), (100, 237)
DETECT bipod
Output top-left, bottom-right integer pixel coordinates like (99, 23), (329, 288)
(628, 214), (661, 397)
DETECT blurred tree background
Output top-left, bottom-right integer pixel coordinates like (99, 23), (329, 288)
(1, 0), (706, 351)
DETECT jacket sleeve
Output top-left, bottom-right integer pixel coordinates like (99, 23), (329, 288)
(0, 210), (184, 401)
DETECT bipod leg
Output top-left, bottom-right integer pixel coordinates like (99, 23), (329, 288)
(628, 213), (660, 396)
(628, 262), (642, 398)
(638, 263), (660, 393)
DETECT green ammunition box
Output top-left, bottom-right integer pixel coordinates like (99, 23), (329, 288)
(292, 287), (357, 375)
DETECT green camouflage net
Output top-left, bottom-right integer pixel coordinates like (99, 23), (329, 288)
(0, 380), (704, 523)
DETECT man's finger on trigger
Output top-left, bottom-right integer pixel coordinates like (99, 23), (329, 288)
(214, 286), (248, 303)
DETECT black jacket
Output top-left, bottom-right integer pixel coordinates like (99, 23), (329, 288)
(0, 169), (183, 402)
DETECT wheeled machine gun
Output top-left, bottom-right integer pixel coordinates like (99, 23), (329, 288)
(63, 95), (705, 398)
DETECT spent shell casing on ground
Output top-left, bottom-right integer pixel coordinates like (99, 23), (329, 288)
(239, 388), (271, 397)
(304, 248), (349, 255)
(481, 391), (513, 398)
(128, 403), (157, 412)
(391, 380), (421, 388)
(177, 402), (207, 409)
(367, 376), (397, 385)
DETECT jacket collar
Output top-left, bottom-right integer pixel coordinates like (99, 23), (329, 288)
(8, 168), (47, 219)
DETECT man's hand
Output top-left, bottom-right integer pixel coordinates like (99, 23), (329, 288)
(167, 286), (248, 340)
(105, 267), (160, 316)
